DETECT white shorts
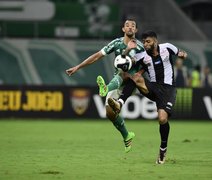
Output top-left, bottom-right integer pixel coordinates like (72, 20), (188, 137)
(105, 87), (139, 106)
(105, 89), (122, 106)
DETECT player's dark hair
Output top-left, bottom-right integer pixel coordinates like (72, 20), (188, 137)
(124, 19), (137, 28)
(141, 30), (157, 39)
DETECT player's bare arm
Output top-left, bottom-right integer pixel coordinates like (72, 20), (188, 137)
(66, 51), (104, 76)
(178, 50), (187, 59)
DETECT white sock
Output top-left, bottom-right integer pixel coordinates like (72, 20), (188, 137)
(118, 99), (124, 106)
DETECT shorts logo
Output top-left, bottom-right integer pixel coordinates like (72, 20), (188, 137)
(70, 89), (90, 115)
(167, 102), (173, 106)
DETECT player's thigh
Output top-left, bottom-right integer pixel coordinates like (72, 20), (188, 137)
(155, 86), (177, 117)
(132, 76), (149, 94)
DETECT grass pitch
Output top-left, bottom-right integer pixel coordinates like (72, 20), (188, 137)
(0, 119), (211, 180)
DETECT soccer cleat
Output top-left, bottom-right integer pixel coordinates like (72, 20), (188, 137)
(156, 147), (167, 164)
(96, 75), (108, 97)
(108, 98), (122, 114)
(124, 132), (135, 153)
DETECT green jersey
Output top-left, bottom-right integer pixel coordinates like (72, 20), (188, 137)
(101, 37), (144, 74)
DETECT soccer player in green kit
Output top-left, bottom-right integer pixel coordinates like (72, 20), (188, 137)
(66, 19), (144, 152)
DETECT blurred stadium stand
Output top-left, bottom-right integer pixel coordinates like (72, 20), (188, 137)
(176, 0), (212, 40)
(0, 0), (211, 40)
(0, 0), (120, 39)
(0, 0), (212, 85)
(114, 0), (207, 41)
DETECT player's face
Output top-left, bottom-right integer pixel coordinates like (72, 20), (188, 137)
(143, 37), (157, 54)
(122, 20), (137, 38)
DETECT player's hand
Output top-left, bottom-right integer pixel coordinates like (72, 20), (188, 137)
(66, 66), (78, 76)
(127, 39), (137, 49)
(178, 50), (187, 59)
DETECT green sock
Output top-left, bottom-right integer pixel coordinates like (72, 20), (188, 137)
(107, 74), (123, 92)
(113, 115), (128, 139)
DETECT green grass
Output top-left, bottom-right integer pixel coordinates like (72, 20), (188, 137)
(0, 119), (211, 180)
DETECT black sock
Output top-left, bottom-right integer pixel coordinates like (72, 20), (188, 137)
(159, 122), (170, 149)
(120, 79), (136, 102)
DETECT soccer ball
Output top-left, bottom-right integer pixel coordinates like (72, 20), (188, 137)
(114, 55), (132, 72)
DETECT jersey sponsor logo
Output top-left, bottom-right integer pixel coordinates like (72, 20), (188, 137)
(70, 89), (90, 115)
(154, 60), (161, 65)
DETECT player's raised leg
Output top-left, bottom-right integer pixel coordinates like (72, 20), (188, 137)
(97, 75), (108, 97)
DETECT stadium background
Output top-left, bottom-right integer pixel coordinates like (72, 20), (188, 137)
(0, 1), (212, 180)
(0, 0), (211, 120)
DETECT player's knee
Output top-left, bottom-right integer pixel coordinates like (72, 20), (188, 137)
(158, 109), (168, 124)
(106, 105), (117, 121)
(158, 114), (168, 124)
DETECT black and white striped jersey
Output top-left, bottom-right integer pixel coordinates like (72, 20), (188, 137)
(134, 43), (179, 86)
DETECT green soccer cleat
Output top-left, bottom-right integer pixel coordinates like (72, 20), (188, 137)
(124, 132), (135, 153)
(97, 75), (108, 97)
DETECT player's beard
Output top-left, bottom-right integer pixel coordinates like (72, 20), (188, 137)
(126, 31), (134, 38)
(145, 44), (154, 55)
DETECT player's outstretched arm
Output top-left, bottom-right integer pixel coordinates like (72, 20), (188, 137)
(66, 51), (104, 76)
(66, 66), (79, 76)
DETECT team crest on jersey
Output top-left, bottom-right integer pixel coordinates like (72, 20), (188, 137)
(129, 49), (136, 57)
(70, 89), (90, 115)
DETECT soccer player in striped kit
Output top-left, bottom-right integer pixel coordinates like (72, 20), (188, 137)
(108, 30), (188, 164)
